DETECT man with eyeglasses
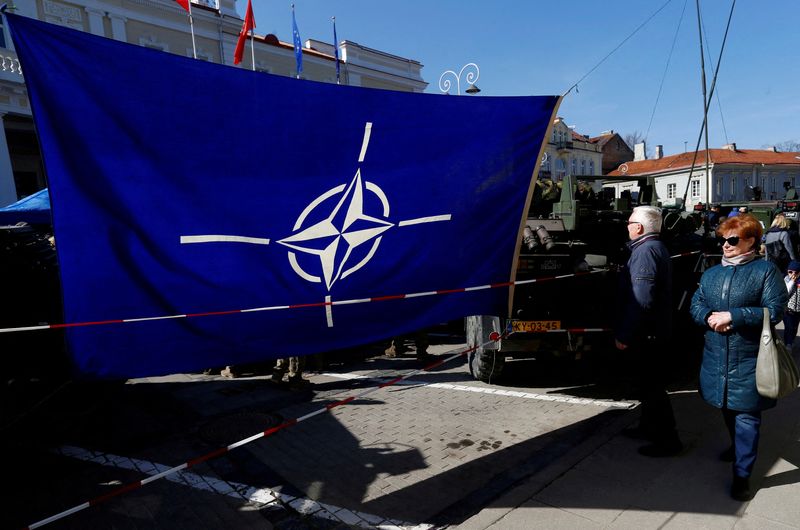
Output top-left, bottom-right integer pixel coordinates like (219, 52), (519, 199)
(616, 206), (683, 457)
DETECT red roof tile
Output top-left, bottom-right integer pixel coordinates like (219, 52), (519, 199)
(608, 149), (800, 176)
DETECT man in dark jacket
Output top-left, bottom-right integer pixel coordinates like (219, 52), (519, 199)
(616, 206), (683, 457)
(705, 204), (721, 235)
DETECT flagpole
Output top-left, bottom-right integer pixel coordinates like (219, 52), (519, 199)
(332, 16), (340, 85)
(187, 1), (197, 59)
(249, 27), (255, 71)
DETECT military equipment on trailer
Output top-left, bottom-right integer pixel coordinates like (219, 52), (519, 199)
(465, 174), (702, 383)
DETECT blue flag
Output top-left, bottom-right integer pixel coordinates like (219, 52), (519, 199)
(7, 14), (559, 379)
(332, 17), (340, 84)
(292, 6), (303, 77)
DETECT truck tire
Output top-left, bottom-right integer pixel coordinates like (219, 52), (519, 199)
(468, 350), (505, 383)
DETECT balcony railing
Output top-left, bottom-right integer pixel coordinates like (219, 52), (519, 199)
(0, 49), (22, 76)
(192, 0), (219, 8)
(554, 141), (573, 151)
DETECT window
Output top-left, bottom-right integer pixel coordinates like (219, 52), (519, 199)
(555, 159), (566, 179)
(691, 180), (700, 198)
(581, 159), (586, 174)
(731, 177), (737, 198)
(667, 183), (676, 199)
(716, 176), (723, 198)
(0, 16), (6, 48)
(589, 160), (595, 175)
(140, 35), (168, 52)
(571, 158), (577, 175)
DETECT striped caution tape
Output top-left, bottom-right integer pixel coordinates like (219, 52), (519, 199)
(23, 336), (502, 529)
(2, 250), (706, 335)
(671, 250), (703, 259)
(0, 269), (609, 334)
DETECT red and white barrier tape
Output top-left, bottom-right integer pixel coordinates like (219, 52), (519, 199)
(1, 270), (611, 334)
(23, 335), (501, 530)
(671, 250), (702, 259)
(3, 251), (705, 335)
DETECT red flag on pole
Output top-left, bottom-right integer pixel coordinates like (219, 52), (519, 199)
(175, 0), (189, 12)
(234, 0), (256, 65)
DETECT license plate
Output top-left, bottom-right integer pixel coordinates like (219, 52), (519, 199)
(510, 320), (561, 333)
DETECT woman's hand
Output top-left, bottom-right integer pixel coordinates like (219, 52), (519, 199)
(707, 311), (733, 333)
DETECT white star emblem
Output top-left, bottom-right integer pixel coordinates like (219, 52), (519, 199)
(180, 122), (452, 325)
(277, 169), (394, 290)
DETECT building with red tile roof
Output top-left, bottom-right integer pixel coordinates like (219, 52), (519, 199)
(588, 131), (634, 175)
(606, 143), (800, 209)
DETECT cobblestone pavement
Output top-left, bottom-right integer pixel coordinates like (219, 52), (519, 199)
(5, 342), (638, 529)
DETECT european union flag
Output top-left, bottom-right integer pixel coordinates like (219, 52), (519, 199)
(7, 14), (559, 379)
(332, 17), (340, 84)
(292, 6), (303, 77)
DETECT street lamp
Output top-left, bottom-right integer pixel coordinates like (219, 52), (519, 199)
(438, 63), (481, 95)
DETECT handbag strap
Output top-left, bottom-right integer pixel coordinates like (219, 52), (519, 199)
(762, 307), (772, 338)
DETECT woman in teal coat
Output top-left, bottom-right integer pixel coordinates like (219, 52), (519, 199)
(690, 214), (787, 501)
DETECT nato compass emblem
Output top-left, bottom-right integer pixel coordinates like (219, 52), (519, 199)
(180, 122), (452, 326)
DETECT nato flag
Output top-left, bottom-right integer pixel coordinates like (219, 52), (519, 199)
(7, 14), (559, 379)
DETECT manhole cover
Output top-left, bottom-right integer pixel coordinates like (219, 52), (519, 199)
(199, 411), (283, 445)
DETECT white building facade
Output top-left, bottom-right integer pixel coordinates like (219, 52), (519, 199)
(0, 0), (427, 205)
(608, 144), (800, 209)
(538, 117), (603, 181)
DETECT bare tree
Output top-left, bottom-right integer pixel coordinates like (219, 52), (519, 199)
(763, 140), (800, 152)
(624, 131), (645, 150)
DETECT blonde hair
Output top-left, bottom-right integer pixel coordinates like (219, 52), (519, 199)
(770, 214), (790, 230)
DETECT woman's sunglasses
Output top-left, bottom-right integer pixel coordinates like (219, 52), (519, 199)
(719, 236), (740, 246)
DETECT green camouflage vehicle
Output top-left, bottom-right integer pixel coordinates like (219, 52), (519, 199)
(465, 174), (702, 383)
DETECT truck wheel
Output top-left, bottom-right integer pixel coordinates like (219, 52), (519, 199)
(469, 350), (505, 383)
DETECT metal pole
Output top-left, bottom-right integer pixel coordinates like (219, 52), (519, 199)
(695, 0), (711, 204)
(188, 1), (197, 59)
(249, 27), (255, 71)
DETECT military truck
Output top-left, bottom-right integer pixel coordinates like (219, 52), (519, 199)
(697, 183), (800, 230)
(465, 174), (702, 383)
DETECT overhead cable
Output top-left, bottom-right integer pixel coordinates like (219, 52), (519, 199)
(701, 16), (731, 145)
(681, 0), (737, 206)
(563, 0), (674, 97)
(645, 0), (689, 142)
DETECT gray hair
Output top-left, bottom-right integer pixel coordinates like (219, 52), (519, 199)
(631, 205), (663, 233)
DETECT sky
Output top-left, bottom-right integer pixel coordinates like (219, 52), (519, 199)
(245, 1), (800, 156)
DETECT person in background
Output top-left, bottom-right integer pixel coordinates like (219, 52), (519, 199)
(271, 356), (308, 389)
(385, 331), (431, 362)
(728, 206), (747, 218)
(705, 204), (722, 234)
(690, 214), (787, 501)
(783, 260), (800, 347)
(615, 205), (683, 457)
(763, 213), (797, 273)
